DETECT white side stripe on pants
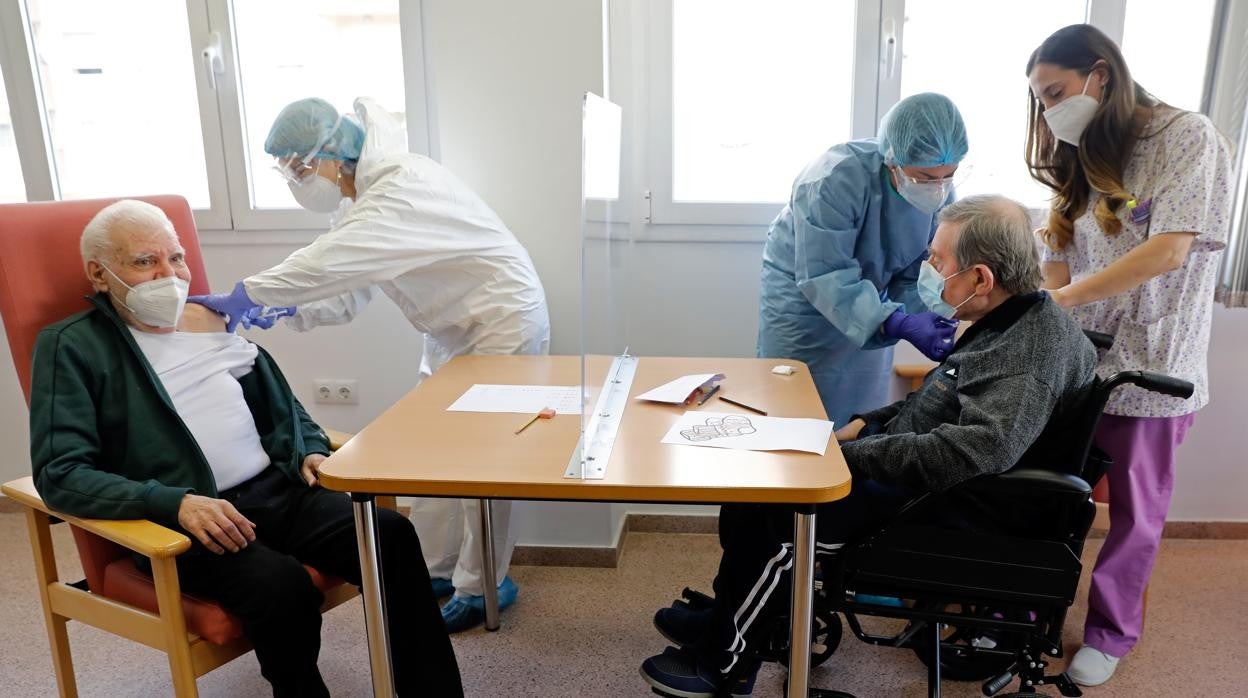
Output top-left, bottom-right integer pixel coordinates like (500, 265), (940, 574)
(722, 543), (793, 674)
(720, 540), (844, 674)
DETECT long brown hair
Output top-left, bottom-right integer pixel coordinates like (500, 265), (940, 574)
(1025, 24), (1159, 251)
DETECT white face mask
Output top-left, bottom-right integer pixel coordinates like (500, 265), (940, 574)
(102, 265), (189, 328)
(288, 171), (344, 213)
(893, 167), (951, 216)
(1043, 73), (1099, 146)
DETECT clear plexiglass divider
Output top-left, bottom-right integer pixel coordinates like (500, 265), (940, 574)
(566, 93), (629, 480)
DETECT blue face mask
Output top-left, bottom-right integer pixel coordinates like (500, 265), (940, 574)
(918, 261), (975, 319)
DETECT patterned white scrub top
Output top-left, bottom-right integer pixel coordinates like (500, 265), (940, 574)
(1041, 107), (1233, 417)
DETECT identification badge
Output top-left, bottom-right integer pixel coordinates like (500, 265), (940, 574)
(1128, 197), (1152, 225)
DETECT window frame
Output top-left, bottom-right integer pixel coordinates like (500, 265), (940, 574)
(630, 0), (1224, 236)
(0, 0), (434, 234)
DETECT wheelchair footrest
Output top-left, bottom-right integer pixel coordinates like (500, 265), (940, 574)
(845, 525), (1083, 607)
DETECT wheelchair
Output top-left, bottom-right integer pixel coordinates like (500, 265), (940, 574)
(659, 330), (1194, 698)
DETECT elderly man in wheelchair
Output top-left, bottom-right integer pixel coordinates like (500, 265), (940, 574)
(639, 194), (1193, 698)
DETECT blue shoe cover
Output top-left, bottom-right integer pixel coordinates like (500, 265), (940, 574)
(441, 576), (519, 633)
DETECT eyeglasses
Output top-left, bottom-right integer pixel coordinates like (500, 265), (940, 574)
(273, 154), (319, 184)
(894, 164), (973, 188)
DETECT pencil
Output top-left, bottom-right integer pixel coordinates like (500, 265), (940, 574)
(718, 395), (767, 415)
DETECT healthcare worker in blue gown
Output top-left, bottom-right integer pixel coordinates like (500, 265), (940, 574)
(758, 92), (969, 425)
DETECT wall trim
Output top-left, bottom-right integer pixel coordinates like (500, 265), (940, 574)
(510, 513), (1248, 568)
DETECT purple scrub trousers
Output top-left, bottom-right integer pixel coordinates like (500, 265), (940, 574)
(1084, 412), (1195, 656)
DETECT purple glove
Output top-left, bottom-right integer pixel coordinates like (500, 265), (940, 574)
(238, 304), (297, 330)
(882, 309), (958, 361)
(187, 281), (265, 332)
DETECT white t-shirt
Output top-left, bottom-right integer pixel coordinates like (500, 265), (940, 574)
(1041, 107), (1233, 417)
(129, 329), (271, 490)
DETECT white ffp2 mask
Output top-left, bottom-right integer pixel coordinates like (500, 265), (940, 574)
(103, 265), (189, 328)
(289, 172), (344, 213)
(1043, 73), (1099, 146)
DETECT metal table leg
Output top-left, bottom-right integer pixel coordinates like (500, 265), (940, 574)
(352, 494), (395, 697)
(787, 507), (816, 697)
(478, 497), (501, 631)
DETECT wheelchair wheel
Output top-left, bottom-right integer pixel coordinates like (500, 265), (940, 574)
(779, 609), (842, 668)
(909, 606), (1016, 681)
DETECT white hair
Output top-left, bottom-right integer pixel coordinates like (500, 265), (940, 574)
(80, 199), (177, 265)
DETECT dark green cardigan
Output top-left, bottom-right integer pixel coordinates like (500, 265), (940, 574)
(29, 294), (331, 527)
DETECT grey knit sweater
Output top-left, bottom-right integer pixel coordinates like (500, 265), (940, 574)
(840, 292), (1097, 492)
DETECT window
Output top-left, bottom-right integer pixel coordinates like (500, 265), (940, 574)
(670, 0), (856, 205)
(25, 0), (211, 206)
(232, 1), (406, 210)
(0, 0), (423, 232)
(1121, 0), (1218, 112)
(0, 66), (26, 202)
(632, 0), (1224, 233)
(899, 0), (1087, 209)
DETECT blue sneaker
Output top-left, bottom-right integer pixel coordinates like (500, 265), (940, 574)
(430, 577), (454, 599)
(441, 576), (519, 633)
(640, 646), (758, 698)
(654, 603), (714, 646)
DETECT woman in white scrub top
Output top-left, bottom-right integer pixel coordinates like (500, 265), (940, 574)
(1024, 24), (1232, 687)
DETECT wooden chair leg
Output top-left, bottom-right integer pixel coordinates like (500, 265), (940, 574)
(26, 510), (79, 698)
(150, 556), (199, 698)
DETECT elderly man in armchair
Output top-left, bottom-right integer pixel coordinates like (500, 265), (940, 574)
(29, 199), (462, 697)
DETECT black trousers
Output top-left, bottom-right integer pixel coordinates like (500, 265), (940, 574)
(701, 479), (914, 673)
(173, 467), (463, 697)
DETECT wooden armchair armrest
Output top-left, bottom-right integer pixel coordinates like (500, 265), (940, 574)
(324, 428), (355, 451)
(2, 476), (191, 559)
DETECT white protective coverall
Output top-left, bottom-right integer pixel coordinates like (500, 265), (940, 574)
(244, 97), (551, 597)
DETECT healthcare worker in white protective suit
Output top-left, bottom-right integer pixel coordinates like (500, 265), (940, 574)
(189, 97), (550, 633)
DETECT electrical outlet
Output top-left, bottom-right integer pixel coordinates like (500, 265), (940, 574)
(333, 379), (359, 405)
(314, 380), (335, 404)
(313, 379), (358, 405)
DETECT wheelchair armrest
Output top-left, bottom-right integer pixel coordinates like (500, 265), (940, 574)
(877, 468), (1095, 546)
(1, 476), (192, 559)
(958, 468), (1091, 497)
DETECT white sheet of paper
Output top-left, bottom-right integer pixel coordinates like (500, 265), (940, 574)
(636, 373), (724, 404)
(661, 411), (835, 455)
(447, 384), (583, 415)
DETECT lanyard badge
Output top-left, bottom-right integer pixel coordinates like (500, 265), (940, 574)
(1127, 197), (1152, 225)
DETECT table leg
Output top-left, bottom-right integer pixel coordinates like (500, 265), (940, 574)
(352, 494), (395, 697)
(787, 507), (816, 697)
(478, 497), (501, 631)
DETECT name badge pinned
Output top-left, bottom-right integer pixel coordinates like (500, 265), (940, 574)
(1127, 197), (1152, 225)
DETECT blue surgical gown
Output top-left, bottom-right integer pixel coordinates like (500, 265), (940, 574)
(757, 140), (938, 426)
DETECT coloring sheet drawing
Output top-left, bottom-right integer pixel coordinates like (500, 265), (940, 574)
(662, 411), (834, 455)
(680, 414), (757, 441)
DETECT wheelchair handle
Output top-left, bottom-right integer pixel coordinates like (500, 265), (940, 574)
(1104, 370), (1195, 399)
(1083, 329), (1114, 350)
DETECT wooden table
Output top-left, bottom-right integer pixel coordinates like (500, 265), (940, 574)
(319, 355), (852, 697)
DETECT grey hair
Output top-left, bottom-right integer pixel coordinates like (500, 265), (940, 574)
(80, 199), (177, 265)
(938, 194), (1042, 295)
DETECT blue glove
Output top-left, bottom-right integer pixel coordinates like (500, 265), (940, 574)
(238, 304), (297, 330)
(187, 281), (265, 332)
(882, 309), (958, 361)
